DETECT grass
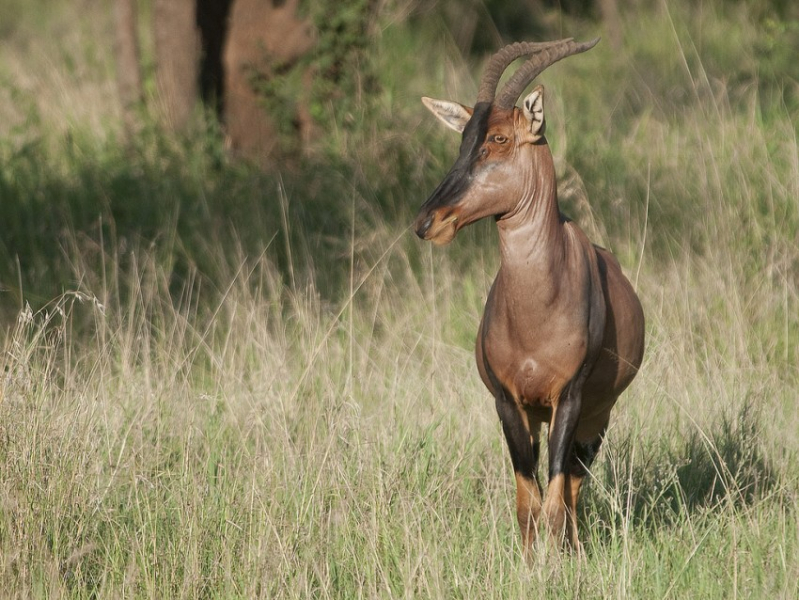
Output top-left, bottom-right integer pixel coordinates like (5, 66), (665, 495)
(1, 0), (799, 597)
(1, 234), (796, 598)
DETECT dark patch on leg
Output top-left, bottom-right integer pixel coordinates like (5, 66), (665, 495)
(569, 429), (606, 478)
(547, 380), (582, 480)
(570, 438), (602, 478)
(483, 338), (540, 479)
(495, 390), (538, 478)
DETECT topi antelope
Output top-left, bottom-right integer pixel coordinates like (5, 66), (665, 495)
(413, 38), (645, 555)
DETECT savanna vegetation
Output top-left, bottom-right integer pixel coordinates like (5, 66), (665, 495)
(1, 0), (798, 597)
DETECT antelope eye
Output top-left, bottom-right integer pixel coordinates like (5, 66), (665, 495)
(491, 134), (508, 144)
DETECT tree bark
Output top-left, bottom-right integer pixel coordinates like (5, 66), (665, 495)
(153, 0), (200, 131)
(113, 0), (143, 136)
(598, 0), (623, 51)
(223, 0), (315, 165)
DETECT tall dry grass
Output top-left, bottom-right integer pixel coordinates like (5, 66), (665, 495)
(1, 0), (798, 597)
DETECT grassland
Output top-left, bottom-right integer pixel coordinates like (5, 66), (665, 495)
(1, 1), (798, 597)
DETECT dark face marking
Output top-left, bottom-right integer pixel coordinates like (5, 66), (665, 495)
(457, 101), (492, 168)
(418, 102), (492, 213)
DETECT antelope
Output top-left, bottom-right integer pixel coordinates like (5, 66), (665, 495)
(414, 39), (645, 555)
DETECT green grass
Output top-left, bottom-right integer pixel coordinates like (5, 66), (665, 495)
(2, 241), (796, 598)
(1, 0), (799, 597)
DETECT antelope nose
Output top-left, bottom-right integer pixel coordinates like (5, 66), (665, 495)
(415, 213), (434, 239)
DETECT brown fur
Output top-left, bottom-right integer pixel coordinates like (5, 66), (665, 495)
(416, 103), (645, 555)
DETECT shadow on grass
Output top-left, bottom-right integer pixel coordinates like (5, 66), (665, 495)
(585, 403), (781, 537)
(0, 124), (446, 322)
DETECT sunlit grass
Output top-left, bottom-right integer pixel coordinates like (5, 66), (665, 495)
(1, 0), (798, 597)
(1, 216), (797, 597)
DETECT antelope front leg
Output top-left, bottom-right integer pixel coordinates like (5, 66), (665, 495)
(495, 392), (542, 558)
(543, 385), (582, 546)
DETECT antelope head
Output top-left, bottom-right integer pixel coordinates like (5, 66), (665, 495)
(414, 39), (599, 245)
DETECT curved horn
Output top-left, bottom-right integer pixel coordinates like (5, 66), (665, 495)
(475, 39), (575, 104)
(495, 38), (600, 109)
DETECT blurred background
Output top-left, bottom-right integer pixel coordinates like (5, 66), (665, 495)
(1, 2), (799, 596)
(1, 0), (797, 316)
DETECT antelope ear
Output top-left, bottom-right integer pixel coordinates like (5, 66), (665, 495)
(522, 85), (546, 141)
(421, 97), (473, 133)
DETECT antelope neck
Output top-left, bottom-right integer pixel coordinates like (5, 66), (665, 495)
(496, 143), (564, 275)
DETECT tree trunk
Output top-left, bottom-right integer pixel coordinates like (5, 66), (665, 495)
(113, 0), (143, 136)
(598, 0), (623, 51)
(223, 0), (315, 165)
(153, 0), (200, 131)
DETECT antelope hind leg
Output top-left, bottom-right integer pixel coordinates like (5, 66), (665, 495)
(565, 419), (610, 552)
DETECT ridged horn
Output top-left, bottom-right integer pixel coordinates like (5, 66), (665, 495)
(475, 39), (576, 105)
(494, 38), (599, 110)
